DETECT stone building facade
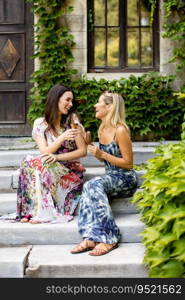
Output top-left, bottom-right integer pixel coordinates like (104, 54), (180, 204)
(64, 0), (185, 90)
(0, 0), (184, 136)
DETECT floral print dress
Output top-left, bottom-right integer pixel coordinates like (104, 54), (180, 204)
(16, 117), (85, 223)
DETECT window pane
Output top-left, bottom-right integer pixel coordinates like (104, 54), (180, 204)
(141, 0), (150, 26)
(127, 0), (139, 26)
(107, 0), (119, 26)
(108, 28), (119, 66)
(94, 28), (106, 66)
(141, 28), (153, 66)
(88, 0), (158, 71)
(127, 28), (139, 67)
(94, 0), (105, 26)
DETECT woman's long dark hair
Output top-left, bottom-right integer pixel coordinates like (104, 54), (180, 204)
(44, 84), (77, 135)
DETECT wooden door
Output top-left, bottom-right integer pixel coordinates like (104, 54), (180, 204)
(0, 0), (34, 136)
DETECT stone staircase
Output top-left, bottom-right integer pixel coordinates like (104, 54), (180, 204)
(0, 138), (163, 278)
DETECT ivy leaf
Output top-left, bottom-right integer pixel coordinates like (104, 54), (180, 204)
(155, 232), (177, 248)
(158, 205), (185, 225)
(141, 227), (160, 245)
(173, 219), (185, 238)
(143, 249), (169, 268)
(172, 239), (185, 262)
(131, 190), (144, 204)
(149, 260), (184, 278)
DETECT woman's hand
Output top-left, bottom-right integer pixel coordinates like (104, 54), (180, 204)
(88, 144), (104, 159)
(78, 130), (92, 145)
(73, 123), (92, 145)
(41, 153), (57, 165)
(60, 129), (79, 141)
(84, 131), (92, 145)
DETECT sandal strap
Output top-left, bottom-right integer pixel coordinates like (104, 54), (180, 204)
(89, 243), (117, 255)
(71, 240), (95, 253)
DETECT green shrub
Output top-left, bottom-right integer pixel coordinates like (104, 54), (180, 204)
(71, 73), (185, 141)
(28, 71), (185, 141)
(181, 114), (185, 140)
(132, 138), (185, 277)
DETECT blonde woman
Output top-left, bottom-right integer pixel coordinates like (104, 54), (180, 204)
(71, 91), (138, 255)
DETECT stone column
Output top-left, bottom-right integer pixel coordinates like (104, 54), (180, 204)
(160, 0), (185, 90)
(64, 0), (87, 77)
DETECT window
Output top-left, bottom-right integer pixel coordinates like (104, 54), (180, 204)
(87, 0), (159, 72)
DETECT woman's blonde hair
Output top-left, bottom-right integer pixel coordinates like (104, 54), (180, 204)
(98, 91), (129, 137)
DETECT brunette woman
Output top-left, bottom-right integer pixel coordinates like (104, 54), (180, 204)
(16, 84), (87, 223)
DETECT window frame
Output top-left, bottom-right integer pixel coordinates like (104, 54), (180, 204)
(87, 0), (159, 73)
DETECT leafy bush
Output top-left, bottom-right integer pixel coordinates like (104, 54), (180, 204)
(181, 114), (185, 140)
(71, 73), (185, 141)
(28, 71), (185, 141)
(132, 138), (185, 277)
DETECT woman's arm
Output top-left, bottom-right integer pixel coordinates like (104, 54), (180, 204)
(88, 126), (133, 169)
(35, 129), (78, 154)
(41, 133), (87, 164)
(55, 132), (87, 161)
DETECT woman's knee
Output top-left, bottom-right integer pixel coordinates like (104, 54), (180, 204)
(83, 177), (103, 190)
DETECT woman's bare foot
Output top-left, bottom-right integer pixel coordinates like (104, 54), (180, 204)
(71, 240), (96, 254)
(89, 243), (118, 256)
(20, 217), (29, 223)
(29, 219), (42, 224)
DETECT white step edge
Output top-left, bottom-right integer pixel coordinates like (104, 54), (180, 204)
(0, 245), (31, 278)
(0, 214), (144, 246)
(25, 243), (148, 278)
(0, 191), (142, 215)
(0, 148), (155, 167)
(0, 168), (146, 190)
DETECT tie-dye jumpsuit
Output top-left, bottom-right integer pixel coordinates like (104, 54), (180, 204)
(78, 140), (138, 244)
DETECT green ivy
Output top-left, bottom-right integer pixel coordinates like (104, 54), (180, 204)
(132, 136), (185, 277)
(26, 0), (77, 123)
(149, 0), (157, 23)
(71, 73), (185, 141)
(181, 114), (185, 140)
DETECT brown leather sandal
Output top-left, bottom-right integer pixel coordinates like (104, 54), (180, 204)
(70, 240), (96, 254)
(89, 243), (118, 256)
(20, 217), (29, 223)
(29, 219), (42, 224)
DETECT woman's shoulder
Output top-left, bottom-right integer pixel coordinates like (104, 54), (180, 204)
(116, 124), (129, 135)
(32, 117), (48, 139)
(115, 124), (131, 144)
(33, 117), (47, 128)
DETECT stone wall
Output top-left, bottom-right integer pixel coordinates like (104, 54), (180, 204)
(65, 0), (87, 75)
(64, 0), (185, 90)
(159, 0), (185, 90)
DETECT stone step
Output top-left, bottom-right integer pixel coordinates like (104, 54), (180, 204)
(0, 245), (31, 278)
(0, 167), (146, 191)
(0, 138), (36, 151)
(0, 191), (141, 216)
(0, 138), (177, 151)
(0, 170), (13, 190)
(0, 193), (17, 215)
(0, 243), (147, 278)
(25, 243), (147, 278)
(0, 214), (144, 246)
(0, 145), (156, 167)
(81, 146), (155, 166)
